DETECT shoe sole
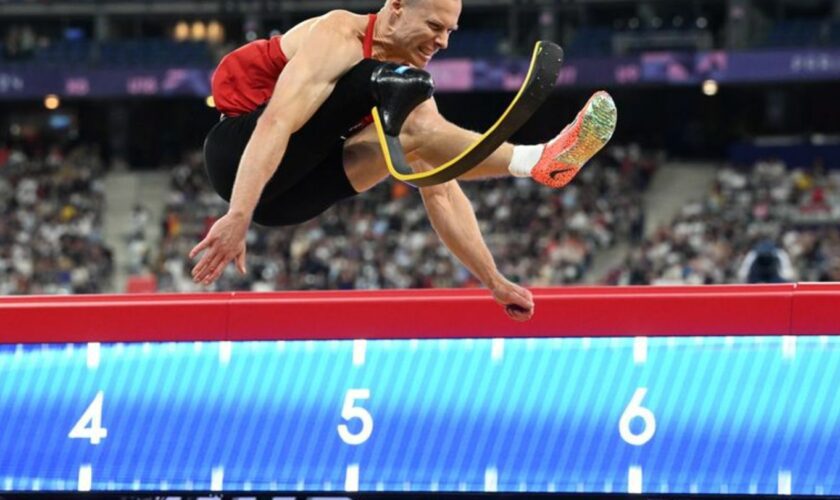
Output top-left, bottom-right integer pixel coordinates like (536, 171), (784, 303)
(533, 91), (618, 188)
(556, 91), (617, 166)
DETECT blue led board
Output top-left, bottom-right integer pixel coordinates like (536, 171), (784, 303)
(1, 335), (838, 494)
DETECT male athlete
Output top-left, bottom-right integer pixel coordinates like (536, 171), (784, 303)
(190, 0), (617, 322)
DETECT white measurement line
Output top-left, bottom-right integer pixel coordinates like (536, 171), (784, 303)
(210, 466), (224, 491)
(484, 467), (498, 492)
(633, 337), (648, 364)
(778, 470), (792, 495)
(86, 343), (100, 369)
(352, 340), (366, 366)
(345, 464), (359, 492)
(628, 465), (642, 494)
(491, 339), (504, 361)
(219, 342), (232, 365)
(782, 336), (796, 359)
(78, 464), (92, 492)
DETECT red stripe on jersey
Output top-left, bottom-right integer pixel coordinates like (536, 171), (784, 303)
(363, 13), (376, 59)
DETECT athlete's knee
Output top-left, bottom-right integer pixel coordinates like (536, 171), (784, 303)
(401, 98), (444, 149)
(370, 63), (434, 136)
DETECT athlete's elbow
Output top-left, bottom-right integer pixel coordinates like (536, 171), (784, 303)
(257, 109), (295, 136)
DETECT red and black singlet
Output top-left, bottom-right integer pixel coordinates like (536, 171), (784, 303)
(211, 14), (378, 118)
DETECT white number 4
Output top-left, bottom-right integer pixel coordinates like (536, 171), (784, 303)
(69, 392), (108, 445)
(619, 387), (656, 446)
(337, 389), (373, 445)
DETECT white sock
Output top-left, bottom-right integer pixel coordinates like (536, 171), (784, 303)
(508, 144), (544, 177)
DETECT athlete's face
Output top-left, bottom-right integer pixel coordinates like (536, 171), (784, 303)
(394, 0), (461, 68)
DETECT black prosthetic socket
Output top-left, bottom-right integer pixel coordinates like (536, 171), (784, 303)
(370, 63), (435, 136)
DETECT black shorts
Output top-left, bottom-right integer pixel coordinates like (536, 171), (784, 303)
(203, 59), (383, 227)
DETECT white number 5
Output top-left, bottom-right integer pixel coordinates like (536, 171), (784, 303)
(337, 389), (373, 445)
(69, 392), (108, 445)
(619, 387), (656, 446)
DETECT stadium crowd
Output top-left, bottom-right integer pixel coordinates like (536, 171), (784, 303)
(6, 137), (839, 295)
(0, 143), (114, 294)
(152, 146), (654, 292)
(605, 158), (840, 285)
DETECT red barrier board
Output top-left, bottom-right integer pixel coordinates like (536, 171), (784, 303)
(0, 284), (837, 344)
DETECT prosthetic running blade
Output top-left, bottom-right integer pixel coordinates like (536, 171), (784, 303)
(372, 41), (565, 187)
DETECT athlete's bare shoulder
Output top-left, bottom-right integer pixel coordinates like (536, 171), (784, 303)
(318, 9), (368, 30)
(280, 10), (370, 61)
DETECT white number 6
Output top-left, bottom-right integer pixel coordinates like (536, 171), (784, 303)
(619, 387), (656, 446)
(69, 392), (108, 445)
(337, 389), (373, 445)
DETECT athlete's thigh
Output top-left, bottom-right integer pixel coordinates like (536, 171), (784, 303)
(341, 125), (390, 193)
(252, 143), (358, 227)
(341, 107), (437, 192)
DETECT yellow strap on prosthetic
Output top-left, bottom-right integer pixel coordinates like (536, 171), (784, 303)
(373, 41), (564, 187)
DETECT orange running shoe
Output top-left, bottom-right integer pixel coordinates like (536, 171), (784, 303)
(531, 91), (617, 189)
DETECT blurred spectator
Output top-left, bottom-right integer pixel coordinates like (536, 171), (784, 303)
(128, 204), (150, 239)
(608, 158), (840, 286)
(0, 144), (114, 294)
(738, 239), (795, 283)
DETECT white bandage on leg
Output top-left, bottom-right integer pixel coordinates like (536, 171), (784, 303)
(508, 144), (544, 177)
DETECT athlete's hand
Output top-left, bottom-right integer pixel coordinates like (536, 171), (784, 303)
(490, 277), (535, 322)
(189, 212), (249, 286)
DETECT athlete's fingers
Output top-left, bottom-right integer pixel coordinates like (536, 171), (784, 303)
(189, 237), (212, 260)
(199, 252), (228, 284)
(236, 251), (247, 275)
(191, 248), (216, 280)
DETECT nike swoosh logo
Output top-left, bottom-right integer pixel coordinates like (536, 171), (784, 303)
(549, 167), (576, 180)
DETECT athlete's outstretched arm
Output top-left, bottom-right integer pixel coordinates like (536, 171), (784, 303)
(191, 13), (363, 285)
(419, 179), (535, 321)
